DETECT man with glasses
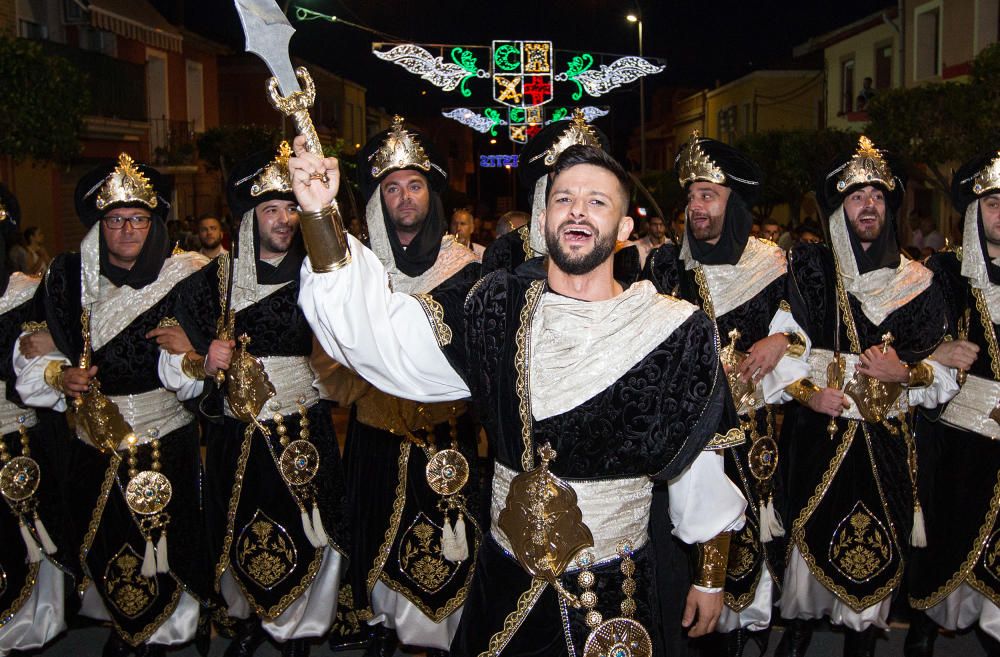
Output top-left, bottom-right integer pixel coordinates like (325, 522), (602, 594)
(14, 154), (211, 657)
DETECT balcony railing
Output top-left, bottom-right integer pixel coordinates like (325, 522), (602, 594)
(150, 118), (197, 165)
(36, 39), (146, 121)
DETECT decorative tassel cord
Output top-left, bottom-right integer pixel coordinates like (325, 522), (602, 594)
(442, 512), (469, 563)
(34, 513), (58, 555)
(759, 496), (785, 544)
(20, 519), (42, 563)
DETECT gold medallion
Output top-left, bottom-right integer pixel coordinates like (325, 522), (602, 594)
(748, 436), (778, 481)
(125, 470), (172, 515)
(582, 617), (653, 657)
(425, 448), (469, 496)
(0, 456), (40, 502)
(279, 439), (320, 487)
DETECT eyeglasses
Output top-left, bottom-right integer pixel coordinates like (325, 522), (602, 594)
(103, 215), (152, 230)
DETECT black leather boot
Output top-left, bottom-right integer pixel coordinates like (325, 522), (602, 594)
(904, 612), (938, 657)
(364, 626), (398, 657)
(976, 627), (1000, 657)
(102, 630), (133, 657)
(726, 628), (750, 657)
(224, 617), (265, 657)
(774, 619), (814, 657)
(135, 644), (166, 657)
(280, 638), (312, 657)
(747, 628), (771, 657)
(843, 627), (879, 657)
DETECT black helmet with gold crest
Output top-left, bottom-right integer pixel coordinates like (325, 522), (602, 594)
(74, 153), (171, 227)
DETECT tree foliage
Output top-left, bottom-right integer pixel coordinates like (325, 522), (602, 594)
(0, 36), (89, 163)
(865, 42), (1000, 196)
(196, 125), (281, 183)
(736, 129), (858, 222)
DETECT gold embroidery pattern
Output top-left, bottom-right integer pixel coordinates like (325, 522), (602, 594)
(412, 293), (453, 347)
(725, 456), (765, 612)
(0, 562), (38, 626)
(476, 578), (548, 657)
(982, 528), (1000, 584)
(236, 511), (297, 590)
(104, 544), (157, 619)
(397, 514), (460, 594)
(520, 225), (531, 259)
(791, 422), (903, 611)
(516, 280), (545, 470)
(705, 427), (745, 450)
(728, 520), (759, 581)
(779, 300), (791, 313)
(331, 584), (362, 638)
(829, 501), (893, 583)
(693, 267), (721, 354)
(911, 469), (1000, 609)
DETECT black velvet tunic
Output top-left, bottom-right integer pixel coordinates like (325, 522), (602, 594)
(909, 251), (1000, 610)
(481, 225), (531, 276)
(644, 242), (787, 614)
(0, 282), (71, 631)
(172, 256), (348, 622)
(424, 270), (731, 657)
(782, 244), (947, 612)
(39, 253), (209, 646)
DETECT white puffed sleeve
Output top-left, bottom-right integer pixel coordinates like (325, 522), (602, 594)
(13, 334), (69, 412)
(760, 307), (812, 404)
(157, 351), (205, 401)
(299, 234), (470, 403)
(907, 358), (959, 408)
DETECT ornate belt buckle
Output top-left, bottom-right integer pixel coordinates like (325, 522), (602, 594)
(497, 444), (594, 584)
(226, 334), (276, 424)
(844, 333), (903, 425)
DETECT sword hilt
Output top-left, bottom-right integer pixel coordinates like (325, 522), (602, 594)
(266, 68), (323, 156)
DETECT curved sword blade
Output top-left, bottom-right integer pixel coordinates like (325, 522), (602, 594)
(233, 0), (301, 95)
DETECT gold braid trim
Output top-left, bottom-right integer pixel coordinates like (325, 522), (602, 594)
(0, 562), (40, 627)
(520, 225), (532, 259)
(725, 453), (766, 612)
(20, 321), (47, 334)
(786, 378), (822, 405)
(475, 578), (548, 657)
(516, 280), (545, 470)
(972, 287), (1000, 381)
(214, 426), (254, 588)
(366, 441), (410, 598)
(704, 427), (745, 450)
(910, 466), (1000, 609)
(79, 450), (123, 575)
(411, 293), (453, 347)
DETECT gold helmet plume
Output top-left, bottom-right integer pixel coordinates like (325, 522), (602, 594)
(973, 151), (1000, 197)
(250, 141), (293, 197)
(532, 108), (601, 167)
(677, 131), (726, 187)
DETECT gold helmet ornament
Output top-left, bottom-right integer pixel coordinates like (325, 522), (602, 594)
(835, 136), (896, 193)
(533, 108), (601, 167)
(95, 153), (159, 211)
(250, 141), (293, 197)
(368, 115), (432, 179)
(973, 151), (1000, 197)
(676, 131), (727, 187)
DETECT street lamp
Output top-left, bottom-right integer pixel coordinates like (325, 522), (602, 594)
(626, 12), (645, 174)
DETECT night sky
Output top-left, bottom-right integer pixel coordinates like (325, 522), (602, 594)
(159, 0), (890, 116)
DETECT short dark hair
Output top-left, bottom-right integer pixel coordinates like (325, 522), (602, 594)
(197, 214), (221, 227)
(548, 145), (632, 210)
(24, 227), (40, 241)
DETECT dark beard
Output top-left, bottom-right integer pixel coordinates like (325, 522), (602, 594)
(200, 237), (221, 250)
(545, 227), (617, 276)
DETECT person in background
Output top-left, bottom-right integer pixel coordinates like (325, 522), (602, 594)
(760, 219), (783, 243)
(450, 208), (485, 257)
(24, 227), (51, 275)
(496, 210), (528, 237)
(195, 214), (227, 259)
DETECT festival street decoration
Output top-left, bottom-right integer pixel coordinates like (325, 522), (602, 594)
(442, 106), (609, 143)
